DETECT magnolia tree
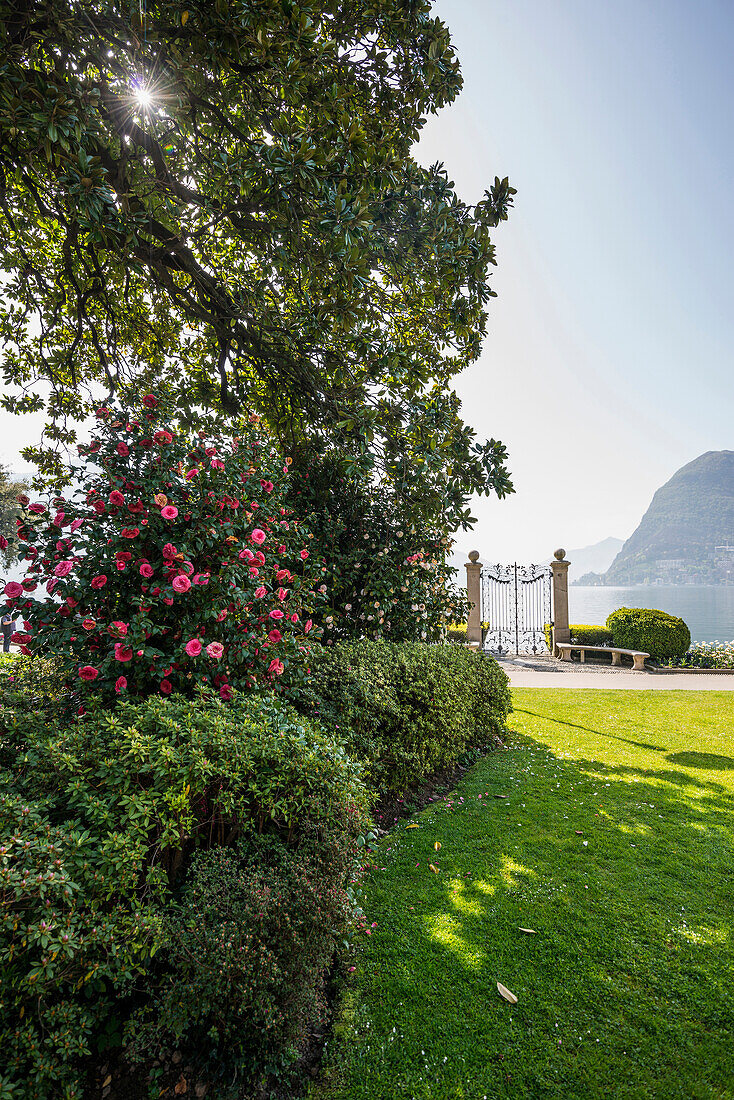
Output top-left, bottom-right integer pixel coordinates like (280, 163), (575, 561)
(3, 397), (323, 703)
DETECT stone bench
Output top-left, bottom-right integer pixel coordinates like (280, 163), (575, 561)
(556, 643), (649, 671)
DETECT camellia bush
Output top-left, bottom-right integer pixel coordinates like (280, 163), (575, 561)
(3, 397), (323, 703)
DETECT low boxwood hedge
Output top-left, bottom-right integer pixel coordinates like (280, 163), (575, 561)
(606, 607), (691, 660)
(544, 624), (613, 651)
(296, 641), (511, 795)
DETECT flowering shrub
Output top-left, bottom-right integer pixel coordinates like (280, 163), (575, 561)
(288, 452), (468, 642)
(661, 640), (734, 669)
(5, 398), (323, 702)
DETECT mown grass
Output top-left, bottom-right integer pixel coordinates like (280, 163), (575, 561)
(312, 690), (734, 1100)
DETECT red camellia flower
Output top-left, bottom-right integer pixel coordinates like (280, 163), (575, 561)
(115, 676), (128, 694)
(161, 506), (178, 520)
(154, 430), (173, 445)
(269, 609), (284, 620)
(268, 629), (282, 644)
(53, 561), (74, 578)
(3, 582), (23, 598)
(0, 536), (7, 550)
(109, 621), (129, 638)
(116, 442), (130, 457)
(29, 503), (46, 514)
(160, 679), (172, 694)
(143, 394), (158, 408)
(109, 490), (125, 506)
(53, 511), (65, 526)
(254, 586), (267, 599)
(114, 643), (133, 662)
(93, 500), (106, 514)
(219, 684), (233, 701)
(300, 549), (309, 560)
(139, 563), (154, 578)
(162, 543), (177, 560)
(121, 527), (140, 539)
(79, 666), (99, 681)
(91, 575), (107, 590)
(81, 619), (96, 631)
(268, 658), (284, 676)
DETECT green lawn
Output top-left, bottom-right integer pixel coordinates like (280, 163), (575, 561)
(312, 690), (734, 1100)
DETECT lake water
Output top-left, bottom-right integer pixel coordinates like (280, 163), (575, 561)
(570, 586), (734, 644)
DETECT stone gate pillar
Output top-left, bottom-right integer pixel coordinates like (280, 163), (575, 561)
(550, 549), (571, 654)
(465, 551), (482, 646)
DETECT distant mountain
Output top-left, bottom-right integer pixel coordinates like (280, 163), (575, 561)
(556, 537), (624, 583)
(602, 450), (734, 585)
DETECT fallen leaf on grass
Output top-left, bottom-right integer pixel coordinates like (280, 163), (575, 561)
(575, 830), (584, 835)
(434, 841), (442, 851)
(406, 824), (420, 829)
(102, 1076), (112, 1088)
(429, 863), (440, 874)
(494, 794), (509, 800)
(497, 982), (518, 1004)
(174, 1074), (188, 1095)
(518, 928), (536, 934)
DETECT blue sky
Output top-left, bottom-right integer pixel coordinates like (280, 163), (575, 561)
(1, 1), (732, 565)
(417, 0), (734, 560)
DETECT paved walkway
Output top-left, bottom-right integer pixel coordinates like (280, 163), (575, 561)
(495, 657), (734, 690)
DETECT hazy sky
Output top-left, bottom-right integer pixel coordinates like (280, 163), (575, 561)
(418, 0), (734, 561)
(2, 1), (733, 565)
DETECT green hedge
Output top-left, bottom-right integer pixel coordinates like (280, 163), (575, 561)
(0, 690), (369, 1097)
(296, 641), (511, 795)
(544, 624), (613, 651)
(606, 607), (691, 660)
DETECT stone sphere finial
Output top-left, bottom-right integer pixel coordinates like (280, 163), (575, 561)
(468, 550), (480, 562)
(553, 548), (566, 561)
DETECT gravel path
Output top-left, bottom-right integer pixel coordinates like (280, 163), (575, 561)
(493, 655), (734, 690)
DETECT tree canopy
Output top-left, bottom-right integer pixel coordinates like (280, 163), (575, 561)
(0, 0), (514, 530)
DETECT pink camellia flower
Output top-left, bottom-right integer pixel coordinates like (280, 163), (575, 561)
(211, 459), (225, 470)
(185, 639), (202, 657)
(290, 613), (298, 623)
(162, 543), (177, 560)
(0, 536), (7, 550)
(268, 658), (284, 676)
(4, 582), (23, 598)
(216, 610), (228, 622)
(172, 575), (191, 593)
(305, 619), (313, 634)
(206, 642), (224, 659)
(143, 394), (158, 408)
(53, 511), (65, 526)
(269, 609), (284, 620)
(109, 621), (128, 638)
(276, 569), (291, 582)
(53, 561), (74, 578)
(268, 629), (282, 644)
(260, 480), (274, 492)
(66, 597), (78, 608)
(115, 676), (128, 694)
(238, 548), (254, 562)
(181, 561), (194, 576)
(254, 586), (267, 599)
(109, 490), (125, 506)
(91, 574), (107, 589)
(277, 587), (288, 601)
(254, 551), (266, 565)
(46, 578), (58, 595)
(128, 500), (145, 514)
(161, 505), (179, 520)
(79, 666), (99, 682)
(81, 619), (96, 631)
(163, 596), (174, 606)
(154, 430), (173, 445)
(93, 500), (106, 514)
(116, 560), (127, 572)
(193, 573), (210, 585)
(70, 518), (83, 532)
(219, 684), (233, 701)
(250, 528), (266, 545)
(114, 643), (133, 662)
(29, 502), (46, 514)
(116, 442), (130, 457)
(184, 468), (199, 481)
(300, 549), (309, 560)
(248, 567), (259, 578)
(160, 679), (173, 694)
(140, 563), (154, 578)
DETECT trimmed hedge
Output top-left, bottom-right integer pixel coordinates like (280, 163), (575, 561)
(0, 690), (369, 1097)
(606, 607), (691, 660)
(544, 624), (613, 651)
(296, 641), (511, 795)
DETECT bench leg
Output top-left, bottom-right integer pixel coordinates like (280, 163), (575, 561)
(612, 651), (621, 666)
(579, 649), (585, 663)
(633, 654), (646, 671)
(559, 650), (571, 662)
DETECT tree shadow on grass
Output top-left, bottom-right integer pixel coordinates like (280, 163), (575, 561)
(345, 736), (734, 1100)
(515, 708), (668, 753)
(665, 750), (734, 771)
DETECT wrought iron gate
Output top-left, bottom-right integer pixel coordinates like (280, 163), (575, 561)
(480, 562), (552, 655)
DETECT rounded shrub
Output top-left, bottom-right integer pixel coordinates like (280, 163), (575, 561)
(606, 607), (691, 660)
(296, 641), (511, 795)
